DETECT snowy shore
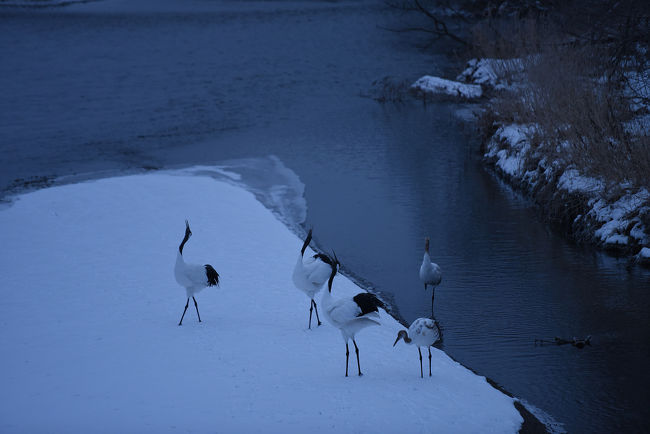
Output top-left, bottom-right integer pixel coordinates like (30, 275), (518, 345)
(0, 168), (522, 432)
(412, 59), (650, 263)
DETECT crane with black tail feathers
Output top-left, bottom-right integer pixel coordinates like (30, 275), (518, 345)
(321, 252), (384, 377)
(292, 228), (335, 329)
(174, 220), (220, 326)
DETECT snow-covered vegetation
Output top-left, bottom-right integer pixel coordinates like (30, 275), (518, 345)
(482, 123), (650, 253)
(404, 0), (650, 260)
(0, 168), (523, 432)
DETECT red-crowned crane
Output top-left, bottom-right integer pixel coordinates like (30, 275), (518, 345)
(174, 220), (219, 326)
(393, 317), (441, 378)
(419, 237), (442, 317)
(292, 228), (335, 329)
(321, 253), (384, 377)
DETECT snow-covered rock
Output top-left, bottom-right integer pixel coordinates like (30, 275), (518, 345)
(457, 58), (525, 90)
(558, 169), (604, 195)
(638, 247), (650, 266)
(411, 75), (483, 99)
(0, 168), (523, 433)
(484, 124), (535, 179)
(457, 58), (499, 87)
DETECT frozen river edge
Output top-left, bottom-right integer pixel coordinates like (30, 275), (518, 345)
(0, 168), (523, 433)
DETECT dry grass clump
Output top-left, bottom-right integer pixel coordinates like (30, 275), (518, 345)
(368, 76), (411, 103)
(471, 6), (650, 188)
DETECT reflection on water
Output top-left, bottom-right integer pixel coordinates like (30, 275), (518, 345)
(2, 1), (650, 432)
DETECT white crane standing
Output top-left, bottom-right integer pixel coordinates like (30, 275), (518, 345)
(419, 237), (442, 318)
(174, 220), (220, 326)
(393, 317), (441, 377)
(321, 253), (383, 377)
(292, 228), (334, 329)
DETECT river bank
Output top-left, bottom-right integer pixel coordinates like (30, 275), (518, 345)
(0, 167), (525, 433)
(405, 2), (650, 266)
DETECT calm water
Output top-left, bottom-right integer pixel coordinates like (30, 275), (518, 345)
(2, 1), (649, 432)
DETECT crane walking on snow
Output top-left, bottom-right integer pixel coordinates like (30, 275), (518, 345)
(292, 228), (335, 329)
(419, 237), (442, 318)
(321, 252), (384, 376)
(174, 220), (220, 326)
(393, 317), (441, 378)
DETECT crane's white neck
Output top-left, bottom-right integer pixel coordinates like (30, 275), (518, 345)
(321, 281), (333, 307)
(295, 253), (305, 268)
(176, 250), (185, 267)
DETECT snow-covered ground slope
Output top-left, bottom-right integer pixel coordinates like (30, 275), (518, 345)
(0, 169), (522, 432)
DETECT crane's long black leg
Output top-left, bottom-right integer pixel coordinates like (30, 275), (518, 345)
(178, 298), (190, 326)
(428, 347), (432, 377)
(192, 296), (202, 323)
(309, 300), (314, 329)
(418, 347), (423, 378)
(431, 287), (436, 319)
(313, 300), (322, 326)
(353, 339), (362, 376)
(345, 343), (350, 377)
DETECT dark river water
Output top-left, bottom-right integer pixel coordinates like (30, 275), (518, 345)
(2, 1), (650, 432)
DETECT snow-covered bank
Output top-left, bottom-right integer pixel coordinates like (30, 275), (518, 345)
(481, 122), (650, 257)
(444, 57), (650, 261)
(0, 169), (522, 432)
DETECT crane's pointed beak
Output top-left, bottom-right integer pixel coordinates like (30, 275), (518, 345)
(393, 335), (401, 347)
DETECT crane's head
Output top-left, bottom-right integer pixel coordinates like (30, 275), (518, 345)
(179, 220), (193, 254)
(332, 250), (340, 270)
(393, 330), (408, 346)
(327, 250), (341, 292)
(301, 227), (313, 256)
(424, 237), (430, 253)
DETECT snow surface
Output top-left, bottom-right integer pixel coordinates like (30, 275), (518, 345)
(188, 156), (307, 229)
(590, 189), (650, 243)
(0, 170), (522, 433)
(557, 169), (604, 194)
(457, 58), (499, 87)
(411, 75), (483, 99)
(484, 124), (535, 178)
